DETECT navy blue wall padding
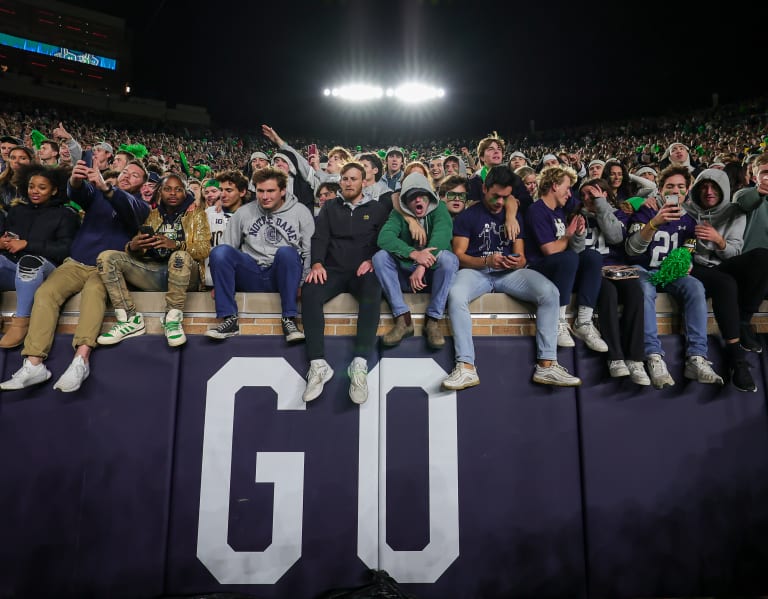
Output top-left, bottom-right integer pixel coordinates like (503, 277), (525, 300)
(1, 333), (767, 599)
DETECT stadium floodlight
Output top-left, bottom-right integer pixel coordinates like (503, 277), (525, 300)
(323, 88), (331, 96)
(393, 82), (445, 103)
(331, 84), (384, 102)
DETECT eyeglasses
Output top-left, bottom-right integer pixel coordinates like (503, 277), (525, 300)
(445, 191), (468, 202)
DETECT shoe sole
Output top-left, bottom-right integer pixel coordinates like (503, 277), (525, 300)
(532, 375), (581, 387)
(285, 333), (305, 344)
(684, 370), (724, 385)
(204, 330), (239, 340)
(0, 371), (52, 390)
(442, 378), (480, 391)
(382, 331), (414, 347)
(97, 327), (146, 345)
(740, 343), (763, 354)
(167, 337), (187, 347)
(303, 369), (334, 402)
(53, 372), (89, 393)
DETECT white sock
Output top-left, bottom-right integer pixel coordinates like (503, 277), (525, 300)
(577, 306), (594, 325)
(351, 356), (367, 369)
(310, 358), (329, 368)
(559, 305), (567, 320)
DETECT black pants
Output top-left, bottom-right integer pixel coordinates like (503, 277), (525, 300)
(301, 267), (382, 362)
(597, 276), (645, 361)
(690, 247), (768, 341)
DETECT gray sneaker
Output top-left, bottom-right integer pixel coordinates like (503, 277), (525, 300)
(532, 362), (581, 386)
(608, 359), (630, 378)
(348, 361), (369, 404)
(0, 358), (52, 390)
(557, 319), (575, 348)
(572, 321), (608, 352)
(626, 360), (651, 386)
(442, 363), (480, 390)
(646, 353), (674, 389)
(684, 355), (724, 385)
(53, 355), (90, 392)
(303, 360), (333, 402)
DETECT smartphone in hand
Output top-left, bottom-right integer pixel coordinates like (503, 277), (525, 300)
(82, 149), (94, 169)
(139, 225), (155, 236)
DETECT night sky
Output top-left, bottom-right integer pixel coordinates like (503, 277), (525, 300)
(65, 0), (763, 141)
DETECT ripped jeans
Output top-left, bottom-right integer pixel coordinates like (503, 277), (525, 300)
(0, 254), (56, 317)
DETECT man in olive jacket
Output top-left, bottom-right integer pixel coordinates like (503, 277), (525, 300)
(372, 171), (458, 349)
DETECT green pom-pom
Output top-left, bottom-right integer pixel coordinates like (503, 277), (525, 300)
(410, 150), (419, 159)
(179, 151), (190, 176)
(30, 129), (46, 150)
(625, 196), (646, 212)
(648, 247), (692, 288)
(652, 144), (661, 153)
(356, 145), (362, 151)
(444, 148), (452, 156)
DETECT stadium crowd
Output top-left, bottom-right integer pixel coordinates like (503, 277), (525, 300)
(0, 92), (766, 403)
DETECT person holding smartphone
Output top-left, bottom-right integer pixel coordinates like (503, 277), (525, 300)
(625, 165), (723, 389)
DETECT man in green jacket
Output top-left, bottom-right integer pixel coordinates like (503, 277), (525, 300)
(372, 171), (458, 349)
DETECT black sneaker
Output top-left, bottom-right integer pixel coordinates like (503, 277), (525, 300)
(205, 315), (239, 339)
(740, 324), (763, 354)
(731, 358), (757, 393)
(282, 317), (305, 344)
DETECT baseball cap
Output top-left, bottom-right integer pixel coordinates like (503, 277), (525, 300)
(250, 151), (269, 161)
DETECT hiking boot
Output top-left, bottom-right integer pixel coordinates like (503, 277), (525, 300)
(684, 355), (724, 385)
(348, 359), (369, 404)
(442, 363), (480, 390)
(163, 309), (187, 347)
(97, 309), (145, 345)
(740, 323), (763, 354)
(532, 362), (581, 386)
(730, 358), (757, 393)
(53, 355), (90, 393)
(0, 315), (29, 349)
(282, 317), (305, 344)
(608, 359), (630, 378)
(382, 313), (414, 347)
(0, 358), (51, 390)
(572, 321), (608, 352)
(303, 360), (333, 402)
(557, 319), (575, 348)
(424, 317), (445, 349)
(626, 360), (651, 386)
(205, 315), (239, 339)
(646, 353), (675, 389)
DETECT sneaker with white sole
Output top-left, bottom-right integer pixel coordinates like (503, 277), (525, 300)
(97, 309), (145, 345)
(572, 321), (608, 352)
(282, 317), (305, 344)
(204, 315), (239, 339)
(646, 353), (675, 389)
(303, 360), (334, 402)
(684, 355), (724, 385)
(0, 358), (52, 390)
(608, 359), (630, 378)
(532, 362), (581, 386)
(53, 355), (90, 392)
(557, 319), (575, 348)
(163, 309), (187, 347)
(348, 359), (369, 404)
(442, 363), (480, 390)
(626, 360), (651, 386)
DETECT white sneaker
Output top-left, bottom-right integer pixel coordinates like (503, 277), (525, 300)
(608, 359), (630, 377)
(303, 359), (333, 402)
(684, 355), (724, 385)
(163, 309), (187, 347)
(646, 353), (674, 389)
(532, 362), (581, 386)
(572, 321), (608, 352)
(442, 363), (480, 390)
(0, 358), (52, 390)
(53, 355), (90, 392)
(626, 360), (651, 386)
(97, 309), (145, 345)
(348, 359), (369, 404)
(557, 319), (575, 347)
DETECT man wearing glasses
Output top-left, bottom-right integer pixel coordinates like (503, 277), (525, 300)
(438, 175), (471, 218)
(373, 171), (458, 349)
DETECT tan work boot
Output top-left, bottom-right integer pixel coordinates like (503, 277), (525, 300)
(424, 316), (445, 349)
(0, 316), (30, 349)
(382, 312), (414, 347)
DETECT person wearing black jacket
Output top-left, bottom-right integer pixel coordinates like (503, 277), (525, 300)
(0, 164), (80, 348)
(301, 162), (392, 405)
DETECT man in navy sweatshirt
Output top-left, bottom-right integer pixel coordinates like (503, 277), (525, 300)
(0, 159), (150, 392)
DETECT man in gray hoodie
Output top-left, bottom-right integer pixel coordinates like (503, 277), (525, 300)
(204, 167), (315, 343)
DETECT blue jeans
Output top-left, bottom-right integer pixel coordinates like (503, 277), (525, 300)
(209, 244), (302, 318)
(530, 248), (603, 308)
(447, 267), (560, 365)
(636, 266), (709, 358)
(372, 249), (458, 319)
(0, 254), (56, 317)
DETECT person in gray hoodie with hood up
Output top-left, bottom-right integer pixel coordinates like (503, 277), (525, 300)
(684, 168), (768, 392)
(205, 167), (314, 343)
(373, 172), (458, 349)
